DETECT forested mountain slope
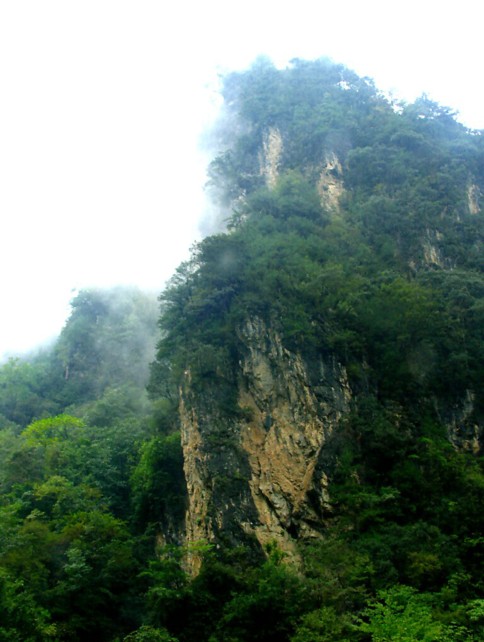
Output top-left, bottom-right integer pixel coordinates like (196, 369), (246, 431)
(0, 59), (483, 641)
(150, 56), (483, 559)
(0, 288), (173, 640)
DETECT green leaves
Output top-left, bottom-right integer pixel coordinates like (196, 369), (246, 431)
(211, 554), (309, 642)
(131, 433), (186, 528)
(22, 414), (84, 446)
(357, 585), (468, 641)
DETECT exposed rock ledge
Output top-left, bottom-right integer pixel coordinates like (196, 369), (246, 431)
(179, 317), (351, 572)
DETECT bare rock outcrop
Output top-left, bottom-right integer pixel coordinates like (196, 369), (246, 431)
(179, 317), (351, 572)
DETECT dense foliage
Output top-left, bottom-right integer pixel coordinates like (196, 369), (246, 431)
(149, 57), (484, 640)
(0, 288), (172, 640)
(0, 59), (483, 640)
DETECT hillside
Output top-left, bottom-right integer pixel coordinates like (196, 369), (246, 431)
(150, 56), (483, 552)
(1, 58), (483, 641)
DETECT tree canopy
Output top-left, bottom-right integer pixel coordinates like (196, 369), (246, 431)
(0, 58), (483, 640)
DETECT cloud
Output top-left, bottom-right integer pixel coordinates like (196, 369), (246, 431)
(0, 0), (483, 357)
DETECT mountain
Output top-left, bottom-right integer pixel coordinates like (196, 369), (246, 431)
(0, 287), (159, 428)
(0, 58), (483, 641)
(150, 57), (484, 570)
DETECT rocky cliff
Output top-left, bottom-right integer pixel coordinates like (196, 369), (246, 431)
(179, 317), (351, 571)
(151, 58), (484, 573)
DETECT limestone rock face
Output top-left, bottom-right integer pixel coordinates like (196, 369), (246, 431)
(439, 389), (483, 454)
(259, 127), (283, 189)
(422, 228), (447, 268)
(179, 317), (351, 571)
(317, 152), (344, 211)
(468, 183), (481, 215)
(237, 318), (351, 557)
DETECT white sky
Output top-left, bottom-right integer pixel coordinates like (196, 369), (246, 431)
(1, 0), (483, 359)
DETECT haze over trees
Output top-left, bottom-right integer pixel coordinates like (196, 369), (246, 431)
(0, 58), (483, 641)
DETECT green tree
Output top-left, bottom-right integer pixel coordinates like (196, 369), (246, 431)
(358, 585), (471, 641)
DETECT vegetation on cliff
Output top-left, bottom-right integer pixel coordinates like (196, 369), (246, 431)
(0, 58), (483, 640)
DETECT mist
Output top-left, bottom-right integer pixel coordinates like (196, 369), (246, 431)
(1, 1), (483, 360)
